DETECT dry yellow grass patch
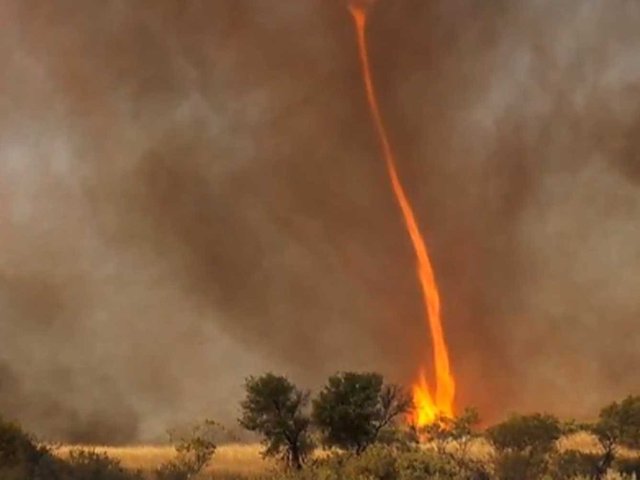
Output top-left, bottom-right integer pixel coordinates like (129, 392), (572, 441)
(559, 432), (639, 459)
(51, 433), (640, 477)
(558, 431), (602, 454)
(52, 443), (271, 475)
(433, 432), (638, 461)
(207, 444), (273, 476)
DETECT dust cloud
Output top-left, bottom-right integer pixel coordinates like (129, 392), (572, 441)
(0, 0), (639, 441)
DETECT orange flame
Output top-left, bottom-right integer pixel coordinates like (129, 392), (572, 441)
(348, 2), (455, 427)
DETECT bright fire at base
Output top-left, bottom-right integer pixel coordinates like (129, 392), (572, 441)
(348, 1), (456, 427)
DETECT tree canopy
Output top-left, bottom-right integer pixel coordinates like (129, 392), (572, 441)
(312, 372), (411, 454)
(239, 373), (313, 470)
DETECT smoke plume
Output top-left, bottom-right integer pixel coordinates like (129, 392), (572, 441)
(0, 0), (639, 441)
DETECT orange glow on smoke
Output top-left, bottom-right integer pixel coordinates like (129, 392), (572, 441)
(348, 2), (455, 427)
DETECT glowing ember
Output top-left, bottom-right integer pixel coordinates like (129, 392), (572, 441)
(348, 1), (456, 427)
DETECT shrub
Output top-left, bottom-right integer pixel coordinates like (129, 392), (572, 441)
(591, 395), (640, 477)
(154, 461), (194, 480)
(487, 413), (562, 480)
(395, 448), (471, 480)
(273, 445), (468, 480)
(551, 450), (600, 479)
(421, 407), (481, 457)
(487, 413), (562, 455)
(62, 449), (143, 480)
(415, 408), (488, 479)
(155, 420), (218, 480)
(312, 372), (411, 454)
(492, 450), (549, 480)
(613, 457), (640, 478)
(0, 416), (62, 480)
(344, 444), (398, 480)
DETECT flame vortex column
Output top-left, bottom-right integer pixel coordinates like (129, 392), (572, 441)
(348, 4), (455, 425)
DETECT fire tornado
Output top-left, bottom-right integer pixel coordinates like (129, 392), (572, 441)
(348, 1), (456, 426)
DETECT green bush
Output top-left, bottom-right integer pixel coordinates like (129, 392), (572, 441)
(487, 413), (562, 480)
(551, 450), (600, 479)
(487, 413), (562, 455)
(0, 416), (147, 480)
(395, 448), (469, 480)
(0, 416), (62, 480)
(62, 449), (143, 480)
(613, 456), (640, 478)
(421, 407), (481, 458)
(492, 450), (549, 480)
(155, 420), (218, 480)
(0, 418), (39, 467)
(343, 445), (398, 480)
(269, 445), (478, 480)
(154, 461), (194, 480)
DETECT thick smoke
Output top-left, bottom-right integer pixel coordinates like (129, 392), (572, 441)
(0, 0), (639, 442)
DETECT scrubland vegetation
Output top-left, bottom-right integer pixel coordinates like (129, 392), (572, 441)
(2, 372), (639, 480)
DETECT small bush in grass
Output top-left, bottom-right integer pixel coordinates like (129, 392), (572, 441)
(1, 415), (146, 480)
(0, 418), (40, 467)
(551, 450), (601, 479)
(492, 450), (549, 480)
(155, 420), (218, 480)
(269, 445), (478, 480)
(0, 415), (62, 480)
(395, 447), (470, 480)
(487, 413), (562, 455)
(487, 413), (562, 480)
(421, 407), (481, 457)
(416, 408), (489, 480)
(342, 444), (398, 480)
(613, 456), (640, 478)
(63, 449), (143, 480)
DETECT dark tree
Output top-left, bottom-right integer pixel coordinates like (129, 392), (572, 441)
(312, 372), (412, 454)
(238, 374), (313, 470)
(591, 395), (640, 478)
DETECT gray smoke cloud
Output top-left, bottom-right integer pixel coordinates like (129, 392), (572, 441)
(0, 0), (639, 442)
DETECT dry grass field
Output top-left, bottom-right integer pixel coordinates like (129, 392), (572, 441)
(51, 432), (638, 477)
(52, 443), (272, 477)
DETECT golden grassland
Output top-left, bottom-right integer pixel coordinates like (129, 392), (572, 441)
(52, 443), (271, 476)
(51, 432), (638, 476)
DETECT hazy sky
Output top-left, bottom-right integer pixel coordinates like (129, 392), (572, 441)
(1, 0), (639, 443)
